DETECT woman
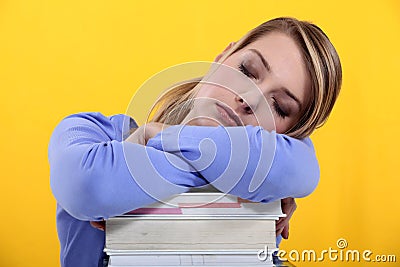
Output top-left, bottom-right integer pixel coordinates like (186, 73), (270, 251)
(49, 17), (341, 267)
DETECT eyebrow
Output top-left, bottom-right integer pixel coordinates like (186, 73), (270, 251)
(249, 48), (271, 72)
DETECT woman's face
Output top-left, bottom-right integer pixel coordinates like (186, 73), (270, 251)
(184, 32), (311, 134)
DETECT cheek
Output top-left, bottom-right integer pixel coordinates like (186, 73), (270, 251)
(274, 118), (296, 134)
(274, 121), (285, 134)
(195, 84), (233, 101)
(195, 85), (213, 98)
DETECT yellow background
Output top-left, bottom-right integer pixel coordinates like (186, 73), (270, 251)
(0, 1), (399, 266)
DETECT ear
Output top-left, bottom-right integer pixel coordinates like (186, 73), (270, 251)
(214, 42), (236, 62)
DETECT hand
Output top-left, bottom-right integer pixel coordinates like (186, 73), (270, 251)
(125, 122), (170, 145)
(276, 197), (297, 239)
(90, 220), (105, 231)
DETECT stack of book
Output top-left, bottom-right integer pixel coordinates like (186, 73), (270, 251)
(104, 192), (285, 266)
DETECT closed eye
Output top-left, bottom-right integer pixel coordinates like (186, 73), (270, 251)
(272, 97), (288, 119)
(238, 63), (257, 80)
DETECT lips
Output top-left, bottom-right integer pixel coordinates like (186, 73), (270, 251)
(215, 103), (243, 126)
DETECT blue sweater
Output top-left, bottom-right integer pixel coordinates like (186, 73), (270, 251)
(48, 112), (319, 267)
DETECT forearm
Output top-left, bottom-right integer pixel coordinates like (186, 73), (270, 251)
(147, 125), (320, 202)
(48, 113), (205, 221)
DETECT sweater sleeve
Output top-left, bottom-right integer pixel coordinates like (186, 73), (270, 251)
(146, 125), (320, 203)
(48, 112), (206, 221)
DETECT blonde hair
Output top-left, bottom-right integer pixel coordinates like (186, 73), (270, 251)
(151, 17), (342, 139)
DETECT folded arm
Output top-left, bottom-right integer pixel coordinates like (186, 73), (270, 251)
(49, 113), (319, 221)
(48, 113), (206, 221)
(147, 125), (320, 203)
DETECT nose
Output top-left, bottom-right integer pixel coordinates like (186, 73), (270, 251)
(235, 96), (252, 114)
(235, 92), (260, 114)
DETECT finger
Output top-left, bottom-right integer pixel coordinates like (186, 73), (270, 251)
(281, 198), (297, 214)
(276, 227), (284, 237)
(281, 206), (296, 222)
(281, 224), (289, 239)
(90, 221), (105, 231)
(276, 222), (286, 235)
(281, 197), (296, 206)
(276, 217), (289, 229)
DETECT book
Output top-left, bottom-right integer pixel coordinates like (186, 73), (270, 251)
(104, 192), (284, 266)
(107, 252), (275, 266)
(123, 192), (283, 217)
(106, 217), (276, 251)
